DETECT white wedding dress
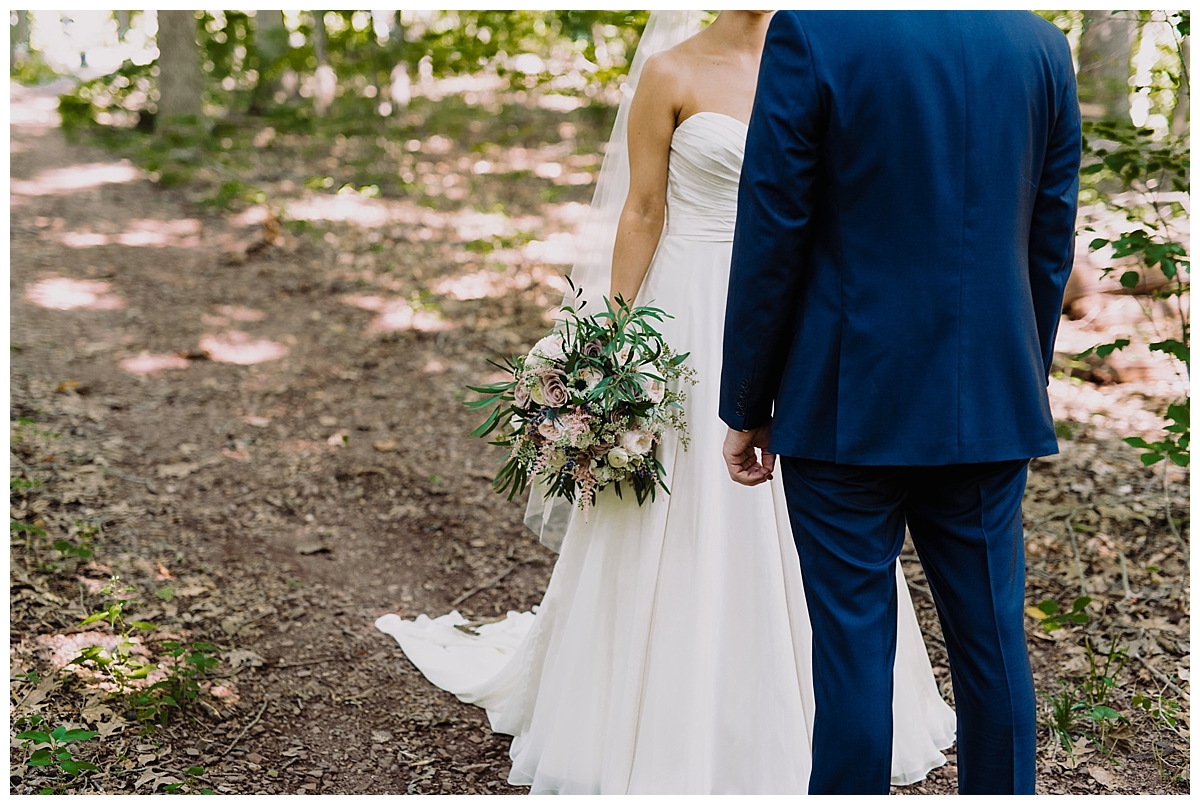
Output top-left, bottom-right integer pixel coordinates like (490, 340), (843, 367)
(376, 112), (957, 794)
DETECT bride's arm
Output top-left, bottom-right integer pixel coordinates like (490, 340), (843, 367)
(609, 55), (681, 305)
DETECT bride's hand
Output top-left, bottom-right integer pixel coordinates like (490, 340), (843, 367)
(722, 425), (775, 486)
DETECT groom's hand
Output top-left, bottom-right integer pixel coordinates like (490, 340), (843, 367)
(723, 425), (776, 486)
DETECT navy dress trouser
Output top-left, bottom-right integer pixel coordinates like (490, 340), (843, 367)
(780, 456), (1036, 795)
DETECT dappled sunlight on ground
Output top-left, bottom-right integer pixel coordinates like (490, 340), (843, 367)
(229, 205), (273, 228)
(38, 631), (147, 671)
(452, 210), (512, 241)
(431, 269), (513, 300)
(522, 233), (576, 265)
(413, 71), (506, 104)
(199, 331), (289, 365)
(432, 264), (569, 302)
(55, 217), (202, 249)
(467, 139), (599, 186)
(24, 276), (126, 311)
(201, 306), (268, 328)
(1050, 306), (1187, 440)
(342, 294), (452, 334)
(9, 79), (71, 133)
(119, 352), (192, 375)
(1049, 375), (1181, 440)
(286, 192), (420, 228)
(12, 161), (139, 196)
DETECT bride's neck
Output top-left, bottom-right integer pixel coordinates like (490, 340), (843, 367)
(708, 10), (772, 54)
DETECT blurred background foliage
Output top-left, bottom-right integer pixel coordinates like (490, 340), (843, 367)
(9, 11), (1185, 185)
(18, 11), (656, 130)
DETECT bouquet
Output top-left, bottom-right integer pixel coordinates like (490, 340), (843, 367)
(466, 289), (695, 516)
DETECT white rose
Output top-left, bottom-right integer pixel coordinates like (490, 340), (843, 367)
(537, 418), (567, 441)
(524, 353), (550, 371)
(576, 367), (604, 392)
(619, 429), (654, 456)
(530, 382), (546, 406)
(509, 414), (524, 432)
(606, 446), (631, 469)
(615, 344), (634, 366)
(636, 364), (666, 403)
(531, 334), (566, 362)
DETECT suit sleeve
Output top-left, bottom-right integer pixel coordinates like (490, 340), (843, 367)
(1027, 41), (1082, 382)
(720, 11), (824, 432)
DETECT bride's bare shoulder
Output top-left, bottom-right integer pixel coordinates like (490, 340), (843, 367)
(637, 35), (714, 109)
(638, 48), (687, 95)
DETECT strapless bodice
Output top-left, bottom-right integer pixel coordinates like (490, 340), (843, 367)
(664, 112), (747, 242)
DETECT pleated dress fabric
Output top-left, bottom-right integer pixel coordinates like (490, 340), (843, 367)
(375, 112), (957, 793)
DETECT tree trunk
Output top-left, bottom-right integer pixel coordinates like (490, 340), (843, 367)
(249, 9), (288, 114)
(156, 10), (203, 124)
(1172, 34), (1189, 136)
(312, 11), (335, 116)
(115, 11), (130, 41)
(313, 11), (328, 66)
(11, 10), (30, 64)
(1077, 10), (1137, 122)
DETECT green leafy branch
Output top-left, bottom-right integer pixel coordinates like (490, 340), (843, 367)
(1079, 119), (1189, 467)
(68, 577), (222, 728)
(1028, 595), (1092, 633)
(14, 717), (99, 793)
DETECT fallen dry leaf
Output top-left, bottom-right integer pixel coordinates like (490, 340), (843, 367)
(225, 649), (266, 671)
(15, 676), (62, 711)
(76, 575), (107, 594)
(135, 771), (182, 792)
(1088, 765), (1119, 790)
(96, 716), (126, 739)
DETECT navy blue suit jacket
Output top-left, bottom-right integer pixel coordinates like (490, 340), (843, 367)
(720, 11), (1081, 465)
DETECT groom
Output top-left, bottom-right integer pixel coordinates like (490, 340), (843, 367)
(720, 11), (1080, 795)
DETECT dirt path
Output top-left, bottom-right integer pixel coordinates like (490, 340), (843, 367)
(10, 80), (553, 795)
(9, 79), (1189, 795)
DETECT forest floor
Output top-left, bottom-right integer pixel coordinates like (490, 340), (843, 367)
(8, 79), (1190, 795)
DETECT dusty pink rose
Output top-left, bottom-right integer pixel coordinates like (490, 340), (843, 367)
(513, 376), (531, 408)
(582, 339), (603, 358)
(537, 418), (567, 441)
(538, 372), (570, 408)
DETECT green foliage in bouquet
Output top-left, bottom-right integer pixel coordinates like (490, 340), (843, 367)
(467, 282), (694, 512)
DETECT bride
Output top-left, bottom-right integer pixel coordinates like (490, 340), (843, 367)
(377, 11), (956, 794)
